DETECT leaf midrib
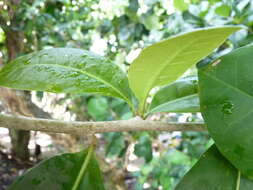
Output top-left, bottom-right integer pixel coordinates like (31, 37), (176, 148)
(202, 71), (253, 102)
(141, 38), (200, 111)
(143, 33), (225, 105)
(236, 171), (241, 190)
(201, 71), (253, 127)
(15, 63), (131, 103)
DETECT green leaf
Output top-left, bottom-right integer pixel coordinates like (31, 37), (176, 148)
(175, 145), (253, 190)
(8, 147), (105, 190)
(140, 14), (161, 30)
(208, 0), (220, 4)
(198, 45), (253, 179)
(87, 96), (109, 121)
(0, 28), (5, 43)
(168, 149), (191, 165)
(147, 77), (199, 115)
(173, 0), (189, 11)
(215, 5), (231, 17)
(128, 26), (241, 114)
(0, 48), (134, 108)
(105, 132), (126, 158)
(134, 133), (153, 163)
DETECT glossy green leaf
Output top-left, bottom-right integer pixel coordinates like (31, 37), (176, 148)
(8, 148), (105, 190)
(147, 77), (199, 115)
(0, 48), (133, 107)
(175, 145), (253, 190)
(198, 45), (253, 179)
(128, 26), (241, 113)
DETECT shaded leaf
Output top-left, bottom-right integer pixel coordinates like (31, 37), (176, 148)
(128, 26), (241, 113)
(105, 132), (126, 158)
(0, 48), (134, 107)
(109, 98), (133, 119)
(8, 148), (105, 190)
(148, 77), (199, 114)
(175, 145), (253, 190)
(168, 149), (191, 165)
(198, 45), (253, 179)
(134, 133), (153, 163)
(87, 96), (109, 121)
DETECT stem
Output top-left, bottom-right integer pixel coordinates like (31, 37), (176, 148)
(236, 170), (241, 190)
(71, 145), (94, 190)
(0, 113), (206, 135)
(139, 98), (148, 118)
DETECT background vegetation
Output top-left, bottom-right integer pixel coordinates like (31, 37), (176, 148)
(0, 0), (252, 189)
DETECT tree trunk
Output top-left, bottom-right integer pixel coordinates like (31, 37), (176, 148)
(0, 0), (51, 161)
(2, 24), (32, 161)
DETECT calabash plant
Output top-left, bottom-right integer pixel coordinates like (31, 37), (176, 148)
(0, 26), (252, 189)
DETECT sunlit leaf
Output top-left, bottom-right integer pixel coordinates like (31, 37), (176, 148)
(128, 26), (241, 113)
(215, 5), (231, 17)
(174, 0), (189, 11)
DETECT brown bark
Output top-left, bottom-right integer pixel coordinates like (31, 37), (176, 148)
(1, 0), (31, 158)
(0, 89), (32, 160)
(5, 30), (24, 60)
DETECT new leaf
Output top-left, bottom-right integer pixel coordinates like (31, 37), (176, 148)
(148, 77), (199, 115)
(128, 26), (241, 113)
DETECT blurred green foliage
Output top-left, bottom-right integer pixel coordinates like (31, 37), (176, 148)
(1, 0), (253, 189)
(134, 132), (153, 163)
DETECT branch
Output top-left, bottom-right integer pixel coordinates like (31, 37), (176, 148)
(0, 114), (206, 136)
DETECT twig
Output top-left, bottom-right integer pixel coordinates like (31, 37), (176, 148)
(0, 114), (206, 136)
